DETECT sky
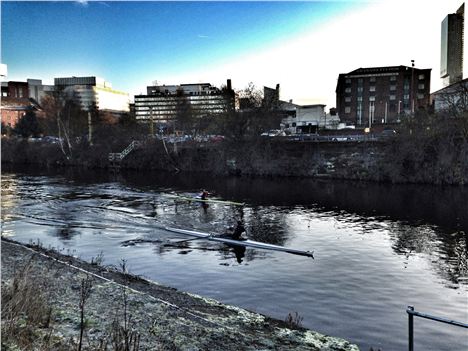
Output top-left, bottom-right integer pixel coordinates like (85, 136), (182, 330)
(1, 0), (465, 108)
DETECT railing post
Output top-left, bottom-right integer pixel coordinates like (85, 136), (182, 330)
(408, 306), (414, 351)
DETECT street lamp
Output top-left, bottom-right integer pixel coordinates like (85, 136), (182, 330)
(398, 100), (402, 122)
(411, 59), (415, 114)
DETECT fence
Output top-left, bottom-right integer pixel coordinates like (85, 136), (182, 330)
(406, 305), (468, 351)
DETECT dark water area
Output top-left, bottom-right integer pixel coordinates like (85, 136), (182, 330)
(1, 165), (467, 350)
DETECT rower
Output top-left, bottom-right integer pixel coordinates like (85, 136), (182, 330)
(200, 189), (209, 200)
(231, 220), (247, 240)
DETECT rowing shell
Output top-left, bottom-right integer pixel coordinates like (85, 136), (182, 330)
(163, 226), (314, 258)
(167, 194), (245, 206)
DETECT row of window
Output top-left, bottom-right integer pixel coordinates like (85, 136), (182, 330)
(344, 93), (425, 102)
(344, 83), (425, 94)
(345, 74), (425, 85)
(135, 96), (229, 103)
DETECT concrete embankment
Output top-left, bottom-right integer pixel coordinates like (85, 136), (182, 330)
(1, 238), (360, 351)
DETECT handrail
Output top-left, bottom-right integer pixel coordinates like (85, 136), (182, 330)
(407, 306), (468, 351)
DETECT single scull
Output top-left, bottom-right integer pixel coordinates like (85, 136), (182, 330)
(163, 226), (314, 258)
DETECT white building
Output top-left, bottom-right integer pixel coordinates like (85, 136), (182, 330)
(54, 76), (129, 113)
(281, 104), (340, 134)
(135, 79), (236, 124)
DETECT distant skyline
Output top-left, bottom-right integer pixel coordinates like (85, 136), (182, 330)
(1, 0), (465, 108)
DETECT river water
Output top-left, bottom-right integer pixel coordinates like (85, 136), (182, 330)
(1, 166), (467, 351)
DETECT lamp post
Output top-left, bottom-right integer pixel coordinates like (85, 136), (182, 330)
(398, 100), (402, 122)
(411, 59), (415, 114)
(87, 103), (93, 146)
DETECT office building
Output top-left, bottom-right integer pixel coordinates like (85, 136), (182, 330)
(54, 76), (130, 113)
(441, 3), (465, 86)
(134, 79), (236, 124)
(336, 65), (431, 127)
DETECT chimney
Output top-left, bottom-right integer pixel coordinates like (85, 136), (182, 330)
(227, 79), (232, 91)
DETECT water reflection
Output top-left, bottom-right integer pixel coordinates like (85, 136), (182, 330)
(2, 165), (468, 350)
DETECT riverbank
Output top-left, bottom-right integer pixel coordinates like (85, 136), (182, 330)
(2, 134), (467, 184)
(1, 237), (360, 351)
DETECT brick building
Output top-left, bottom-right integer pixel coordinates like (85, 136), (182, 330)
(1, 97), (41, 128)
(336, 65), (431, 127)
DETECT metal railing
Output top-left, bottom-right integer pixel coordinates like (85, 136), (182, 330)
(108, 141), (141, 164)
(407, 306), (468, 351)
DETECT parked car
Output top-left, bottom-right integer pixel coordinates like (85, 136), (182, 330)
(380, 129), (397, 138)
(261, 129), (285, 137)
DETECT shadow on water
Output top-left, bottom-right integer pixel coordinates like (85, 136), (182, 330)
(2, 165), (467, 281)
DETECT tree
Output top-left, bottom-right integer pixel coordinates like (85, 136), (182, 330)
(215, 83), (283, 140)
(174, 89), (194, 133)
(13, 110), (42, 138)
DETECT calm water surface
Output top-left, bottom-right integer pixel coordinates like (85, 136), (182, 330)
(1, 166), (467, 351)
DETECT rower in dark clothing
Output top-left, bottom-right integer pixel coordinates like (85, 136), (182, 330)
(231, 220), (246, 240)
(200, 189), (209, 200)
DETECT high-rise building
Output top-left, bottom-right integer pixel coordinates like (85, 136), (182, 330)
(134, 79), (236, 125)
(336, 65), (431, 127)
(54, 76), (130, 113)
(441, 3), (465, 86)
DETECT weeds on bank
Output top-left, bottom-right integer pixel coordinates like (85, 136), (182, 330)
(1, 255), (145, 350)
(1, 260), (53, 350)
(285, 311), (304, 329)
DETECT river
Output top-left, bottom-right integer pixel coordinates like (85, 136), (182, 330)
(1, 165), (467, 351)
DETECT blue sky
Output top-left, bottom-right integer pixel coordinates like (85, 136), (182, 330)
(1, 1), (464, 107)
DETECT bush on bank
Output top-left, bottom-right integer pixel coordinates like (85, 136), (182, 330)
(2, 112), (467, 185)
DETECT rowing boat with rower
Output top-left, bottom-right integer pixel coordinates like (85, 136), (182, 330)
(166, 194), (245, 206)
(163, 226), (314, 258)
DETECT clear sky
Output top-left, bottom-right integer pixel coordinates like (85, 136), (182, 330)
(1, 0), (465, 108)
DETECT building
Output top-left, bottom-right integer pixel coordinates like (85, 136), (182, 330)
(336, 65), (431, 127)
(1, 79), (55, 104)
(441, 3), (465, 86)
(134, 79), (236, 125)
(1, 97), (41, 128)
(281, 105), (340, 134)
(54, 76), (130, 114)
(433, 3), (468, 115)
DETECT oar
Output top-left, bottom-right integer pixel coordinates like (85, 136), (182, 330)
(166, 232), (223, 245)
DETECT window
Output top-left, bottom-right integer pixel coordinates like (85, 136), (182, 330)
(357, 96), (363, 102)
(369, 86), (376, 92)
(389, 95), (396, 100)
(390, 76), (397, 81)
(417, 93), (425, 99)
(358, 78), (363, 85)
(369, 96), (375, 101)
(390, 85), (396, 91)
(345, 107), (351, 113)
(370, 76), (376, 82)
(404, 94), (410, 100)
(418, 74), (425, 80)
(345, 97), (351, 103)
(292, 122), (296, 127)
(345, 87), (351, 93)
(345, 78), (351, 84)
(418, 83), (425, 89)
(357, 87), (363, 93)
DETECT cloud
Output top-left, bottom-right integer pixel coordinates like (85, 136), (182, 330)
(98, 2), (111, 8)
(75, 0), (88, 7)
(197, 34), (209, 39)
(158, 0), (462, 109)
